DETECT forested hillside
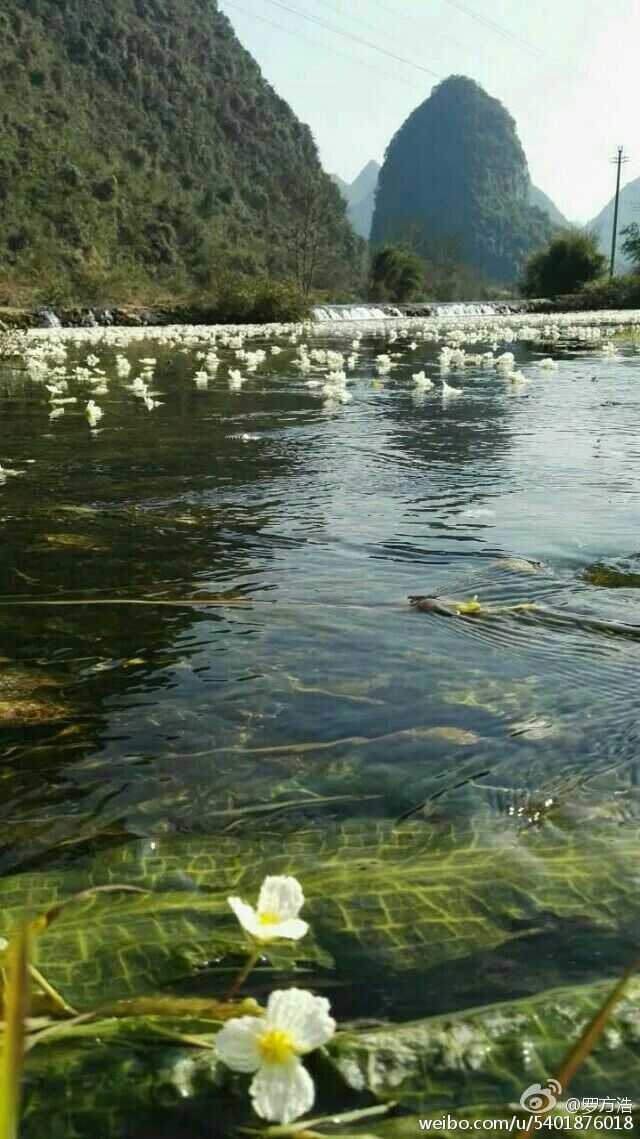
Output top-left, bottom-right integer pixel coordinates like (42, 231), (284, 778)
(0, 0), (360, 303)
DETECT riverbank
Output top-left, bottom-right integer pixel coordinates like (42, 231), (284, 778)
(2, 280), (640, 329)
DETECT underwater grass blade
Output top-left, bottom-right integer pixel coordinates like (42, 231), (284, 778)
(522, 953), (640, 1135)
(0, 926), (30, 1139)
(30, 883), (148, 934)
(240, 1102), (396, 1137)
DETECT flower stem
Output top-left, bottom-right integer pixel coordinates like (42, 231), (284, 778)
(224, 945), (261, 1002)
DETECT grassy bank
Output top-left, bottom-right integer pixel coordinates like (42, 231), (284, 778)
(528, 273), (640, 313)
(0, 275), (312, 328)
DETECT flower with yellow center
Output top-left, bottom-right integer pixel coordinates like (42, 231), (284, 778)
(216, 988), (336, 1123)
(228, 876), (308, 944)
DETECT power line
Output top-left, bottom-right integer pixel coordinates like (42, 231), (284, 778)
(429, 0), (612, 117)
(441, 0), (545, 57)
(370, 0), (477, 60)
(312, 0), (411, 47)
(261, 0), (443, 81)
(220, 0), (424, 92)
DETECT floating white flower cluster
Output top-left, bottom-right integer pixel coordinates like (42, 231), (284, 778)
(6, 306), (640, 441)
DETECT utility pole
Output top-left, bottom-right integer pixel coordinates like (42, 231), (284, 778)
(609, 146), (629, 278)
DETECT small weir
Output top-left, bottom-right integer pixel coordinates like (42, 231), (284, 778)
(312, 300), (528, 321)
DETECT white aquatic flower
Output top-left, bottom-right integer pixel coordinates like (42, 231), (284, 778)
(0, 463), (22, 482)
(216, 988), (336, 1124)
(321, 381), (351, 404)
(442, 378), (462, 398)
(375, 353), (393, 376)
(228, 876), (308, 943)
(86, 354), (100, 368)
(129, 377), (149, 396)
(539, 357), (558, 369)
(116, 355), (132, 378)
(412, 370), (434, 390)
(326, 368), (347, 385)
(46, 381), (68, 396)
(85, 400), (103, 427)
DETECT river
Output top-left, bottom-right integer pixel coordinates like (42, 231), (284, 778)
(1, 309), (639, 1133)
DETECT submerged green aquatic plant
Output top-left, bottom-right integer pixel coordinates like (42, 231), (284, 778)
(0, 857), (636, 1135)
(1, 820), (639, 1009)
(582, 561), (640, 589)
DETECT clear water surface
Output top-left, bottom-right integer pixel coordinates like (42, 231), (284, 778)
(1, 310), (640, 1127)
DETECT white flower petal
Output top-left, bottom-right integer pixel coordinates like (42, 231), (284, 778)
(264, 918), (308, 942)
(250, 1057), (314, 1123)
(266, 989), (336, 1052)
(227, 897), (263, 938)
(258, 876), (304, 921)
(215, 1016), (263, 1073)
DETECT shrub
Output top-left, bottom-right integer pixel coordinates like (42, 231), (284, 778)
(578, 273), (640, 309)
(369, 243), (425, 302)
(251, 278), (309, 323)
(521, 229), (605, 298)
(210, 273), (309, 323)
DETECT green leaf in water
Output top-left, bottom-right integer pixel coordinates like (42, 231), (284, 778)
(0, 820), (639, 1007)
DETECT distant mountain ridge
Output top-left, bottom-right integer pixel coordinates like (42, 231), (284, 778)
(331, 161), (380, 239)
(586, 175), (640, 273)
(334, 151), (566, 249)
(528, 185), (569, 229)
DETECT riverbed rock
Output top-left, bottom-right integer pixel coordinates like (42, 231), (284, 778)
(0, 698), (71, 725)
(420, 726), (481, 746)
(490, 557), (545, 573)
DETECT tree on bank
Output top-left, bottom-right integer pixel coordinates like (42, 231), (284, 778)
(521, 230), (606, 297)
(369, 244), (425, 301)
(621, 223), (640, 269)
(285, 176), (363, 297)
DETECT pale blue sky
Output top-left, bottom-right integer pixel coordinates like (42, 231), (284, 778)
(218, 0), (638, 223)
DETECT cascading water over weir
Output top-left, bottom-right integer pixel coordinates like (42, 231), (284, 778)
(312, 301), (527, 321)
